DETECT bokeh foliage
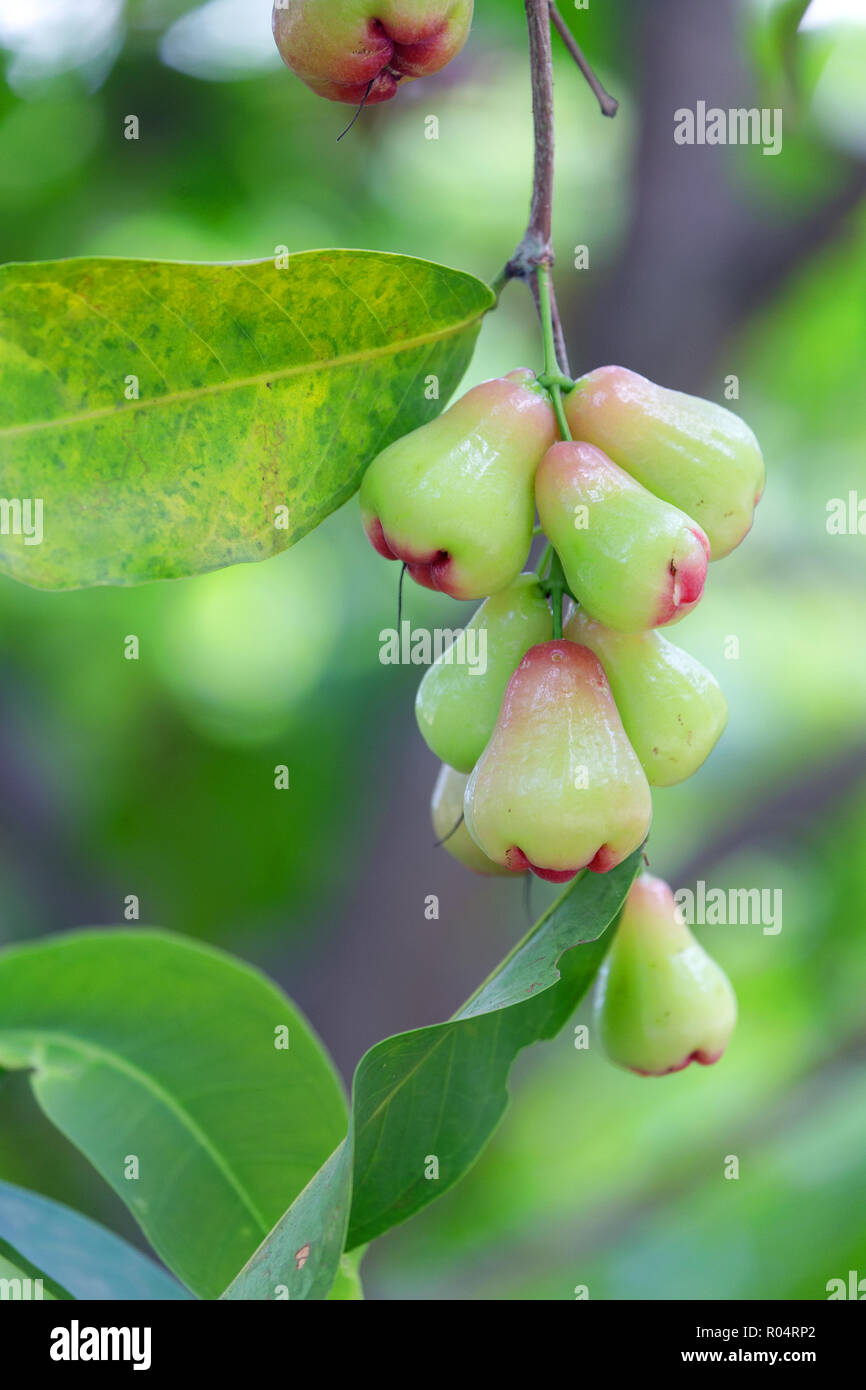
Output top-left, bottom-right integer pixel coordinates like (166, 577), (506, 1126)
(0, 0), (864, 1299)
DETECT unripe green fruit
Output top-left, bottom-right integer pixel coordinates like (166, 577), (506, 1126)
(415, 574), (553, 773)
(272, 0), (474, 105)
(360, 370), (556, 599)
(564, 366), (765, 560)
(536, 441), (710, 632)
(564, 608), (728, 787)
(464, 640), (652, 881)
(595, 874), (737, 1075)
(431, 763), (513, 876)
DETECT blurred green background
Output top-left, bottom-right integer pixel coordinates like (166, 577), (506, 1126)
(0, 0), (865, 1300)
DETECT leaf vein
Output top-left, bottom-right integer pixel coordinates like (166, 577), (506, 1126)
(0, 311), (486, 441)
(0, 1028), (271, 1238)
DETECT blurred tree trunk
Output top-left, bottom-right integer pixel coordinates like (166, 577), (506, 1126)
(569, 0), (866, 392)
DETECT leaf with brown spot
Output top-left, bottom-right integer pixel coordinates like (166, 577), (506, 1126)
(0, 250), (492, 589)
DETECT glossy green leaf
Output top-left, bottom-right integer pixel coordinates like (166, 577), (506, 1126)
(222, 1138), (354, 1301)
(0, 931), (347, 1300)
(0, 1179), (188, 1300)
(0, 250), (492, 589)
(346, 853), (640, 1249)
(224, 852), (641, 1298)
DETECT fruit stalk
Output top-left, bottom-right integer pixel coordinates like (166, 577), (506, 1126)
(544, 548), (567, 641)
(536, 264), (573, 436)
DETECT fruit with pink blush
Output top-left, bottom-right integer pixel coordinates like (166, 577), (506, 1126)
(535, 441), (710, 632)
(564, 366), (765, 560)
(431, 763), (514, 876)
(415, 573), (552, 774)
(564, 608), (728, 787)
(594, 873), (737, 1076)
(272, 0), (474, 105)
(463, 640), (652, 882)
(359, 371), (556, 600)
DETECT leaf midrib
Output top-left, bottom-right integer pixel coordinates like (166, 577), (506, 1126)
(0, 309), (487, 442)
(0, 1027), (271, 1238)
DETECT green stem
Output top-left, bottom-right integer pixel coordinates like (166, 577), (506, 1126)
(536, 542), (553, 578)
(534, 263), (572, 639)
(536, 264), (573, 441)
(489, 264), (508, 304)
(537, 265), (561, 379)
(546, 549), (567, 639)
(549, 382), (571, 443)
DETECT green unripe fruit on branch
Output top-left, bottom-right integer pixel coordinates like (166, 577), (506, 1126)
(415, 574), (553, 773)
(564, 608), (728, 787)
(431, 763), (513, 876)
(595, 874), (737, 1076)
(360, 370), (556, 599)
(272, 0), (474, 105)
(564, 367), (765, 561)
(464, 640), (652, 881)
(536, 442), (710, 632)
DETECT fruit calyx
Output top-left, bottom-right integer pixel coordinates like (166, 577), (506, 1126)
(366, 518), (453, 592)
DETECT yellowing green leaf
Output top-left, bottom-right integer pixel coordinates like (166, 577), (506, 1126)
(0, 250), (492, 589)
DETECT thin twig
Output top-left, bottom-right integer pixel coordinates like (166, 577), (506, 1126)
(549, 2), (618, 118)
(549, 293), (570, 378)
(493, 0), (615, 373)
(498, 1), (571, 377)
(505, 0), (556, 283)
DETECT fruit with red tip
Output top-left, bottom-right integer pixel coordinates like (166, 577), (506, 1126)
(415, 574), (552, 773)
(594, 873), (737, 1076)
(360, 371), (556, 599)
(272, 0), (474, 105)
(564, 366), (765, 560)
(535, 441), (710, 632)
(463, 640), (652, 881)
(431, 764), (513, 876)
(564, 608), (728, 787)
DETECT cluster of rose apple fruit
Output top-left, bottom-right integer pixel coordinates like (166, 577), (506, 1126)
(360, 365), (763, 1074)
(272, 2), (761, 1076)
